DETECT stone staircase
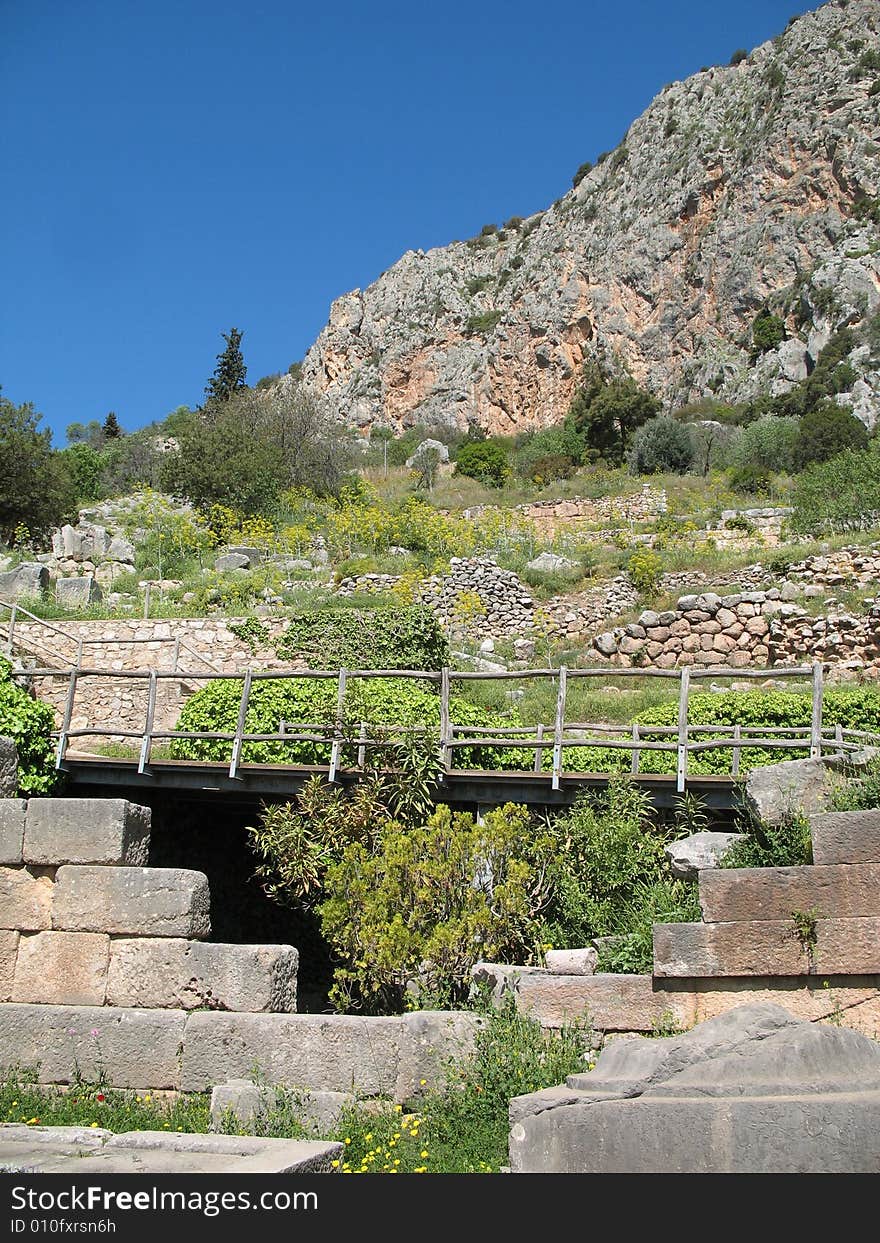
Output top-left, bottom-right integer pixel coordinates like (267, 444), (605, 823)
(653, 810), (880, 979)
(0, 795), (478, 1098)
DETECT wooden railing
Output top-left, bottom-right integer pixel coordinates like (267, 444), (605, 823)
(14, 658), (879, 793)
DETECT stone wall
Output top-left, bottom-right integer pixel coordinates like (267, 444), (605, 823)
(461, 485), (667, 537)
(0, 796), (479, 1098)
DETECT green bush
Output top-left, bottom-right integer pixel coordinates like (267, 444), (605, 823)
(722, 810), (812, 868)
(320, 803), (544, 1011)
(792, 403), (868, 471)
(465, 311), (502, 335)
(628, 416), (694, 475)
(790, 444), (880, 533)
(170, 675), (528, 769)
(627, 548), (663, 596)
(275, 605), (449, 671)
(0, 657), (58, 794)
(514, 423), (585, 481)
(728, 415), (800, 486)
(752, 310), (786, 354)
(454, 440), (509, 487)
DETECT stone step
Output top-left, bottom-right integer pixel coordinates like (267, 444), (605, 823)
(23, 798), (151, 866)
(0, 801), (26, 866)
(53, 865), (211, 938)
(512, 971), (696, 1032)
(810, 810), (880, 866)
(699, 864), (880, 923)
(106, 938), (298, 1012)
(654, 918), (880, 977)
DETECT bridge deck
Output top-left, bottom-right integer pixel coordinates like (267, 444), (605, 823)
(61, 754), (738, 810)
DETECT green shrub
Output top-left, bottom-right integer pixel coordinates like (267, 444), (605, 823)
(514, 424), (585, 480)
(572, 161), (593, 188)
(728, 415), (799, 485)
(627, 548), (663, 596)
(454, 440), (509, 487)
(792, 403), (868, 471)
(790, 443), (880, 533)
(275, 605), (449, 671)
(465, 310), (502, 335)
(0, 656), (58, 794)
(320, 803), (544, 1011)
(722, 809), (812, 868)
(170, 675), (528, 769)
(752, 310), (786, 353)
(628, 416), (694, 475)
(829, 757), (880, 811)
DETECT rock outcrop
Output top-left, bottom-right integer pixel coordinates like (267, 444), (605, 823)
(295, 1), (880, 436)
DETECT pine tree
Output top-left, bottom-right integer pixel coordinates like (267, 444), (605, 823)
(102, 411), (122, 439)
(204, 328), (248, 407)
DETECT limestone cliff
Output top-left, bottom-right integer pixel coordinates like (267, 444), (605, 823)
(297, 0), (880, 435)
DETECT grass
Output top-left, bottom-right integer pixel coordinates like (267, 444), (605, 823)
(0, 1004), (594, 1174)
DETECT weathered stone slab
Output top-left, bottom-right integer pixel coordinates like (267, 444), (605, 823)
(0, 1127), (341, 1174)
(12, 931), (109, 1006)
(55, 576), (103, 607)
(545, 949), (599, 975)
(811, 810), (880, 866)
(0, 867), (53, 931)
(654, 917), (880, 976)
(687, 975), (880, 1036)
(0, 740), (17, 798)
(0, 799), (26, 865)
(0, 563), (48, 601)
(106, 938), (298, 1011)
(24, 798), (151, 866)
(53, 865), (211, 937)
(699, 863), (880, 923)
(745, 758), (844, 824)
(514, 972), (696, 1031)
(0, 931), (18, 1000)
(397, 1010), (482, 1099)
(0, 1003), (185, 1088)
(210, 1080), (354, 1136)
(665, 832), (744, 879)
(181, 1012), (402, 1097)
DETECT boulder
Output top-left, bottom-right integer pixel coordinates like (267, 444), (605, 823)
(544, 948), (598, 976)
(526, 552), (576, 573)
(0, 563), (49, 601)
(510, 1004), (880, 1172)
(214, 553), (251, 572)
(106, 536), (136, 564)
(55, 576), (103, 607)
(744, 757), (846, 825)
(405, 439), (449, 468)
(225, 546), (263, 568)
(664, 831), (745, 879)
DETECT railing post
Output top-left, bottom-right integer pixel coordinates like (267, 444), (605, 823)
(138, 671), (158, 774)
(835, 721), (843, 754)
(143, 582), (151, 620)
(631, 723), (640, 775)
(551, 665), (567, 792)
(676, 665), (691, 794)
(810, 662), (824, 760)
(731, 723), (742, 778)
(229, 669), (253, 780)
(357, 721), (367, 769)
(6, 603), (17, 657)
(328, 668), (347, 783)
(55, 669), (79, 769)
(439, 667), (451, 775)
(171, 637), (181, 674)
(533, 722), (544, 773)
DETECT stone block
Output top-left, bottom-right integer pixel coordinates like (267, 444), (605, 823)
(0, 563), (48, 601)
(181, 1012), (403, 1097)
(0, 931), (18, 1000)
(0, 741), (17, 798)
(545, 948), (599, 975)
(514, 972), (696, 1031)
(56, 577), (102, 607)
(210, 1079), (354, 1137)
(0, 800), (26, 866)
(811, 810), (880, 865)
(12, 931), (109, 1005)
(699, 863), (880, 923)
(24, 798), (151, 866)
(0, 867), (53, 931)
(106, 938), (298, 1011)
(653, 917), (880, 976)
(214, 553), (251, 572)
(0, 1003), (185, 1088)
(53, 866), (211, 938)
(745, 758), (844, 824)
(397, 1010), (482, 1099)
(665, 832), (744, 879)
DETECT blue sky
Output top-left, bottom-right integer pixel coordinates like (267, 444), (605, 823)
(2, 0), (810, 440)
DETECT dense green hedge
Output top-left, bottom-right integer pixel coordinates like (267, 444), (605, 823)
(0, 656), (58, 794)
(553, 687), (880, 777)
(274, 605), (449, 672)
(171, 675), (530, 770)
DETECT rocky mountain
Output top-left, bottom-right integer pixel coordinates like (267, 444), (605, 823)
(292, 0), (880, 438)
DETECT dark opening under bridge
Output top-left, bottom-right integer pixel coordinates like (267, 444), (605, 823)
(8, 646), (879, 813)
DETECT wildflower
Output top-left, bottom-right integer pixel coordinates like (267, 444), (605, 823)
(419, 1079), (427, 1086)
(96, 1094), (105, 1103)
(90, 1122), (99, 1128)
(344, 1137), (351, 1145)
(90, 1029), (100, 1038)
(331, 1160), (340, 1169)
(420, 1150), (429, 1159)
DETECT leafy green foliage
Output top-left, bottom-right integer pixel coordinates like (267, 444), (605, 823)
(567, 361), (661, 465)
(320, 803), (544, 1011)
(790, 443), (880, 533)
(627, 548), (663, 596)
(465, 311), (502, 335)
(792, 403), (868, 471)
(628, 416), (694, 475)
(0, 656), (59, 794)
(454, 440), (509, 487)
(829, 756), (880, 812)
(171, 674), (525, 769)
(572, 161), (593, 188)
(275, 605), (449, 671)
(722, 809), (812, 868)
(0, 1068), (209, 1134)
(0, 392), (74, 543)
(751, 309), (786, 354)
(728, 415), (800, 489)
(514, 423), (585, 481)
